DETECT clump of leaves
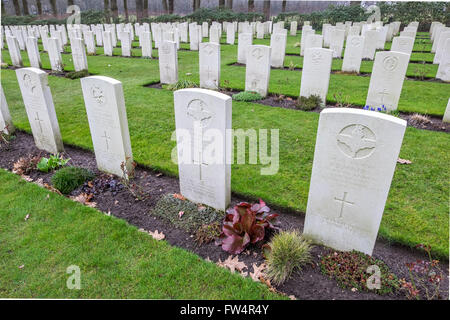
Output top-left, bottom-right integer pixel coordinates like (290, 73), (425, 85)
(12, 154), (41, 176)
(51, 167), (95, 194)
(218, 199), (280, 255)
(0, 126), (15, 150)
(400, 244), (444, 300)
(195, 222), (222, 245)
(263, 230), (313, 285)
(333, 92), (352, 108)
(37, 153), (70, 173)
(409, 113), (431, 127)
(232, 91), (263, 102)
(295, 94), (322, 110)
(120, 159), (149, 200)
(287, 61), (298, 71)
(65, 69), (89, 79)
(320, 250), (399, 295)
(166, 79), (198, 91)
(150, 194), (225, 233)
(413, 62), (427, 81)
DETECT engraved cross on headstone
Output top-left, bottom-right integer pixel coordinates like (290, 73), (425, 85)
(35, 112), (44, 133)
(101, 130), (111, 151)
(378, 88), (389, 105)
(334, 192), (354, 218)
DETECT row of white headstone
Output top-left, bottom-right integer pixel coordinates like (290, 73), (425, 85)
(5, 67), (449, 256)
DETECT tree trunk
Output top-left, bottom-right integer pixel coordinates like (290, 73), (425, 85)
(22, 0), (29, 15)
(282, 0), (287, 12)
(68, 0), (74, 6)
(50, 0), (57, 17)
(136, 0), (142, 22)
(143, 0), (148, 17)
(350, 1), (362, 7)
(111, 0), (118, 19)
(218, 0), (225, 8)
(168, 0), (174, 14)
(12, 0), (21, 15)
(162, 0), (168, 14)
(36, 0), (42, 15)
(263, 0), (270, 20)
(248, 0), (254, 12)
(226, 0), (232, 10)
(104, 0), (110, 22)
(124, 0), (129, 22)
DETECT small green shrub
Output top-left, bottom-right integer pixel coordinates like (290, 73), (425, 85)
(320, 250), (399, 295)
(51, 167), (95, 194)
(232, 91), (263, 102)
(295, 94), (322, 110)
(166, 80), (198, 91)
(264, 230), (313, 285)
(195, 222), (222, 245)
(66, 70), (89, 79)
(37, 154), (70, 173)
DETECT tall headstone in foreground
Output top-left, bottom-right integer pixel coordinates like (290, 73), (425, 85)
(299, 48), (333, 107)
(6, 36), (23, 67)
(158, 41), (178, 84)
(303, 108), (407, 255)
(245, 45), (271, 97)
(0, 85), (15, 134)
(26, 36), (42, 69)
(366, 51), (409, 111)
(199, 43), (220, 89)
(173, 88), (231, 211)
(342, 35), (365, 73)
(80, 76), (134, 177)
(16, 68), (64, 154)
(270, 30), (287, 68)
(237, 33), (252, 64)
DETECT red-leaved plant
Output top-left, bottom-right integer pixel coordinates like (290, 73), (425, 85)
(219, 199), (280, 254)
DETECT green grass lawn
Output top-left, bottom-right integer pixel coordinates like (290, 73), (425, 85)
(1, 32), (449, 258)
(0, 169), (283, 299)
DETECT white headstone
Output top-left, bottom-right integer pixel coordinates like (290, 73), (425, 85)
(330, 28), (345, 58)
(303, 108), (407, 255)
(199, 43), (220, 90)
(26, 36), (41, 69)
(158, 41), (178, 84)
(103, 31), (113, 56)
(209, 26), (220, 45)
(299, 48), (333, 106)
(290, 21), (298, 36)
(0, 84), (15, 135)
(16, 67), (64, 154)
(342, 35), (365, 73)
(300, 29), (314, 56)
(47, 38), (63, 72)
(362, 30), (378, 60)
(433, 31), (450, 64)
(237, 33), (252, 64)
(366, 51), (410, 111)
(304, 34), (323, 50)
(84, 31), (96, 55)
(71, 38), (88, 72)
(436, 38), (450, 82)
(189, 24), (199, 51)
(226, 24), (235, 45)
(141, 31), (152, 58)
(6, 36), (23, 67)
(80, 76), (134, 177)
(245, 45), (271, 97)
(270, 31), (287, 68)
(173, 88), (231, 211)
(119, 31), (131, 57)
(443, 98), (450, 123)
(391, 36), (414, 57)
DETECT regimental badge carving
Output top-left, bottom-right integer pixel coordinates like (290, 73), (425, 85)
(351, 37), (361, 47)
(91, 85), (105, 104)
(23, 73), (36, 94)
(187, 99), (213, 128)
(382, 55), (398, 71)
(203, 44), (214, 55)
(337, 124), (376, 159)
(161, 43), (171, 55)
(252, 47), (263, 60)
(311, 51), (322, 65)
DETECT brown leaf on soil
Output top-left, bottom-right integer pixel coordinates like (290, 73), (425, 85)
(397, 158), (412, 164)
(173, 193), (186, 201)
(70, 193), (97, 208)
(249, 263), (267, 282)
(217, 255), (247, 274)
(148, 230), (165, 241)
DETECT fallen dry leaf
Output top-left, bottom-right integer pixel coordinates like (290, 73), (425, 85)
(178, 211), (185, 218)
(173, 193), (186, 201)
(397, 158), (412, 165)
(18, 265), (24, 269)
(70, 193), (97, 208)
(217, 255), (247, 274)
(249, 263), (267, 282)
(148, 230), (165, 241)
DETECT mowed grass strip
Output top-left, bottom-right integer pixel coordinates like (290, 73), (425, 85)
(1, 32), (449, 258)
(0, 169), (284, 299)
